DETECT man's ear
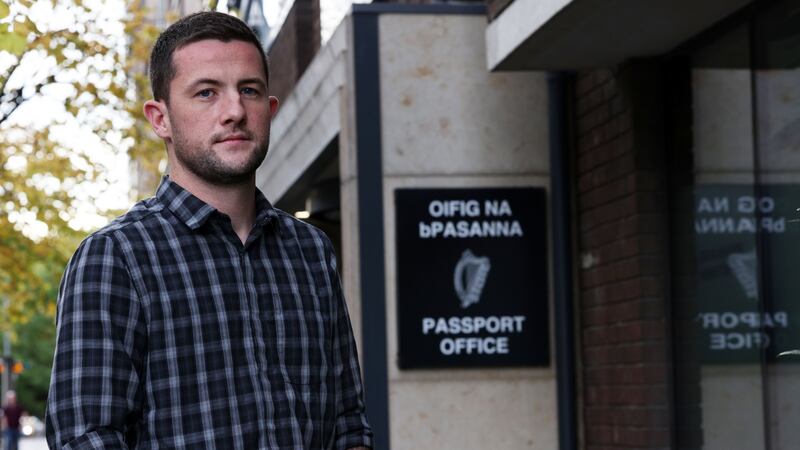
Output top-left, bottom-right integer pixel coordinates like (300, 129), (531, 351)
(143, 99), (171, 140)
(268, 96), (279, 117)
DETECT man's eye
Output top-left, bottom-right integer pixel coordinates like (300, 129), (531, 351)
(197, 89), (214, 98)
(241, 87), (259, 96)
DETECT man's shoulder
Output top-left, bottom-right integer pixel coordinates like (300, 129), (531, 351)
(82, 196), (166, 244)
(272, 208), (329, 237)
(271, 208), (334, 250)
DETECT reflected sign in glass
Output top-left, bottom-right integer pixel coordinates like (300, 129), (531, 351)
(694, 184), (800, 363)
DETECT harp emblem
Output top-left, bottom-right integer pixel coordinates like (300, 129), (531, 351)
(727, 250), (758, 300)
(454, 249), (491, 309)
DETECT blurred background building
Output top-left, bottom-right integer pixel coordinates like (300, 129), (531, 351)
(142, 0), (206, 27)
(6, 0), (795, 448)
(228, 0), (271, 44)
(129, 0), (800, 448)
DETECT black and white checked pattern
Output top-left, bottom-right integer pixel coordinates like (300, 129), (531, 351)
(46, 177), (372, 450)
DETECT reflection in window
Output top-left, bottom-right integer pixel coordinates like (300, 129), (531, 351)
(671, 1), (800, 449)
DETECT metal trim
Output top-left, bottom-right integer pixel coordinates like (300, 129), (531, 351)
(352, 10), (390, 450)
(352, 3), (486, 15)
(548, 71), (578, 450)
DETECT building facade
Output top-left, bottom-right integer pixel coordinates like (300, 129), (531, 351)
(257, 0), (800, 448)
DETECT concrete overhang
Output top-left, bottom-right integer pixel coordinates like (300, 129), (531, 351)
(256, 18), (349, 203)
(486, 0), (754, 70)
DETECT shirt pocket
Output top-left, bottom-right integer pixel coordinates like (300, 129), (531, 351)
(273, 287), (332, 386)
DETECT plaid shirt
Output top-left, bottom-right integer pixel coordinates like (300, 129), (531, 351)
(46, 177), (372, 450)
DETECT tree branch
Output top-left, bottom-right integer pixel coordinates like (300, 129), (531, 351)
(0, 30), (79, 126)
(0, 77), (52, 125)
(0, 57), (24, 124)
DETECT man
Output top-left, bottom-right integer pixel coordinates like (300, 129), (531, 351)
(46, 12), (372, 449)
(2, 391), (24, 450)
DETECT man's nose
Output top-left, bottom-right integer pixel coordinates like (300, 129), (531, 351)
(220, 92), (246, 124)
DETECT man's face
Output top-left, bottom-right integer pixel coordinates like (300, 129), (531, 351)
(155, 39), (278, 185)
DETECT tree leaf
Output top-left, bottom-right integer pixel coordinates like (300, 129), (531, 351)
(0, 30), (27, 54)
(1, 0), (166, 409)
(16, 17), (40, 36)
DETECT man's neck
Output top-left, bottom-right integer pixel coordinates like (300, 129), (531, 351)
(169, 168), (256, 245)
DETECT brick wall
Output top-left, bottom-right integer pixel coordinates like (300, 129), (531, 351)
(268, 0), (320, 105)
(574, 64), (673, 449)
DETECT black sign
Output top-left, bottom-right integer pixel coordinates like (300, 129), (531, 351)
(395, 187), (550, 369)
(694, 185), (800, 363)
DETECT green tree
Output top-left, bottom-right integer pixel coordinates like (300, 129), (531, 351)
(10, 313), (56, 418)
(1, 0), (165, 412)
(0, 0), (163, 326)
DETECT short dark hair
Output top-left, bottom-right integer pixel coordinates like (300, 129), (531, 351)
(149, 11), (269, 102)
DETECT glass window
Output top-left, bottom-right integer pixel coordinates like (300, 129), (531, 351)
(753, 2), (800, 448)
(671, 1), (800, 448)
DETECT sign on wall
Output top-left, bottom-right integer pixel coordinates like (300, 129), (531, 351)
(395, 187), (550, 369)
(694, 185), (800, 363)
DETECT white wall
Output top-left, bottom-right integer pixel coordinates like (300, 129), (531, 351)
(376, 13), (556, 450)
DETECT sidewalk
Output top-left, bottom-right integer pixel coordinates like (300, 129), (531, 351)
(20, 436), (48, 450)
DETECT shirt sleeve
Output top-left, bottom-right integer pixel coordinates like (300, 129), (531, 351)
(46, 234), (146, 449)
(327, 244), (374, 450)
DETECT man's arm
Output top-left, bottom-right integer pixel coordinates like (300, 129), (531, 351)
(46, 234), (146, 449)
(325, 242), (374, 450)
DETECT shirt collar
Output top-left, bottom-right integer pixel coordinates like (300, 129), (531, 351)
(254, 186), (281, 229)
(156, 176), (280, 231)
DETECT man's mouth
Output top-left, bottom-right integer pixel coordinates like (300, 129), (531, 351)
(218, 134), (250, 143)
